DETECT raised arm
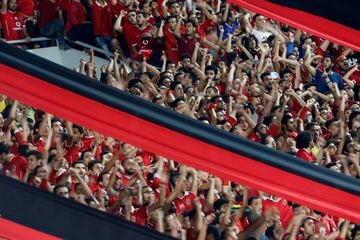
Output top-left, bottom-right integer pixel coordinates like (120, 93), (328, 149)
(303, 44), (316, 76)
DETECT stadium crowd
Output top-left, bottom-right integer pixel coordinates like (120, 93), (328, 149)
(1, 0), (360, 238)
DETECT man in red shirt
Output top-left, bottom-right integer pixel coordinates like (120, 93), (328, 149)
(295, 131), (323, 163)
(92, 0), (113, 58)
(163, 15), (180, 63)
(177, 19), (199, 60)
(114, 10), (142, 58)
(38, 0), (66, 48)
(0, 0), (29, 41)
(0, 142), (28, 180)
(66, 0), (94, 44)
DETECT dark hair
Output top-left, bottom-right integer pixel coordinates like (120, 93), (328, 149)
(253, 14), (262, 22)
(26, 150), (42, 160)
(88, 160), (102, 171)
(184, 19), (196, 28)
(73, 124), (84, 134)
(296, 131), (312, 149)
(98, 171), (110, 184)
(280, 69), (292, 79)
(281, 114), (293, 126)
(72, 160), (85, 168)
(53, 184), (70, 194)
(214, 198), (229, 211)
(248, 196), (259, 206)
(100, 150), (111, 161)
(349, 111), (360, 130)
(205, 65), (218, 75)
(170, 80), (182, 91)
(34, 165), (44, 176)
(323, 54), (334, 64)
(180, 54), (191, 61)
(325, 162), (337, 169)
(80, 150), (92, 161)
(260, 72), (271, 81)
(0, 142), (10, 155)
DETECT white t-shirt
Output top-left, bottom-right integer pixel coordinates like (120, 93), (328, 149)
(252, 29), (272, 44)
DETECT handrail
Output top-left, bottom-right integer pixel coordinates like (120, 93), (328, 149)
(64, 37), (114, 58)
(6, 37), (52, 45)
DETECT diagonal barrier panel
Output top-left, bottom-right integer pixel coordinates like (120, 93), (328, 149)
(0, 42), (359, 225)
(0, 176), (176, 240)
(228, 0), (360, 52)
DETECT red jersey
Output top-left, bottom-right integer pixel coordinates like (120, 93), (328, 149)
(64, 142), (81, 166)
(197, 19), (215, 38)
(32, 137), (46, 152)
(174, 191), (196, 215)
(38, 0), (61, 28)
(92, 0), (113, 36)
(262, 198), (293, 228)
(0, 11), (25, 40)
(132, 206), (149, 226)
(18, 0), (36, 17)
(164, 25), (179, 63)
(178, 36), (197, 58)
(122, 22), (142, 58)
(2, 154), (28, 180)
(65, 0), (87, 32)
(296, 148), (316, 162)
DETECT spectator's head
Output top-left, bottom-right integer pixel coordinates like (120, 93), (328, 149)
(292, 204), (307, 215)
(139, 1), (150, 14)
(26, 150), (43, 166)
(184, 20), (196, 37)
(98, 171), (110, 187)
(54, 184), (70, 199)
(280, 69), (292, 82)
(211, 95), (226, 111)
(321, 55), (334, 71)
(72, 160), (86, 178)
(34, 165), (47, 179)
(167, 15), (177, 31)
(142, 186), (156, 205)
(88, 160), (103, 176)
(325, 162), (341, 173)
(296, 131), (313, 149)
(0, 142), (11, 163)
(128, 10), (137, 25)
(180, 55), (191, 68)
(261, 72), (272, 91)
(80, 150), (93, 164)
(248, 196), (262, 213)
(349, 111), (360, 131)
(306, 122), (322, 138)
(72, 124), (84, 143)
(282, 114), (296, 132)
(325, 119), (340, 137)
(51, 118), (63, 134)
(300, 217), (315, 236)
(170, 80), (184, 97)
(100, 150), (113, 164)
(171, 97), (187, 114)
(253, 14), (266, 29)
(8, 0), (18, 12)
(122, 157), (136, 175)
(169, 1), (180, 16)
(264, 135), (277, 149)
(336, 55), (349, 71)
(205, 65), (218, 81)
(166, 60), (177, 74)
(136, 11), (147, 27)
